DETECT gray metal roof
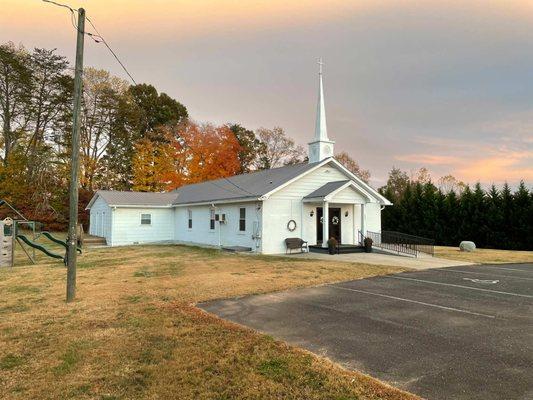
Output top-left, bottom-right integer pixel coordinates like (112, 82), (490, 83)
(87, 162), (321, 208)
(172, 162), (319, 205)
(93, 191), (178, 207)
(303, 180), (350, 199)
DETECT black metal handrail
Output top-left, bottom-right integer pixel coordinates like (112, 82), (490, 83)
(366, 230), (434, 257)
(357, 230), (365, 246)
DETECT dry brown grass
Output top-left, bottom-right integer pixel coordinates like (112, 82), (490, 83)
(0, 242), (419, 400)
(435, 246), (533, 264)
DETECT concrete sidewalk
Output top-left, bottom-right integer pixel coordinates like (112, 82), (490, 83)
(283, 250), (474, 270)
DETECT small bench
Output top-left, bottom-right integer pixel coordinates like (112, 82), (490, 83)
(285, 238), (308, 254)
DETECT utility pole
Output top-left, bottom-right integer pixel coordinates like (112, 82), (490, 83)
(67, 7), (85, 303)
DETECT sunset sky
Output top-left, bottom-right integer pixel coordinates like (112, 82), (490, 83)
(2, 0), (532, 187)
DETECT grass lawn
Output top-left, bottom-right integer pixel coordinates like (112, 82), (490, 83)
(435, 246), (533, 264)
(0, 238), (418, 400)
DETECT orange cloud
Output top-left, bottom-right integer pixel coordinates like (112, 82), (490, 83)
(2, 0), (387, 41)
(455, 151), (533, 183)
(396, 147), (533, 184)
(395, 154), (460, 165)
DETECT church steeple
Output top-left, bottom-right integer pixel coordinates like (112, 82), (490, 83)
(308, 58), (335, 163)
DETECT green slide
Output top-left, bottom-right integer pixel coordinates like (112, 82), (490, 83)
(17, 234), (65, 261)
(40, 232), (82, 254)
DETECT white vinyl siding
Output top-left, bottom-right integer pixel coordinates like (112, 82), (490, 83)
(261, 164), (381, 254)
(88, 196), (112, 244)
(174, 203), (260, 250)
(331, 186), (367, 204)
(111, 208), (174, 246)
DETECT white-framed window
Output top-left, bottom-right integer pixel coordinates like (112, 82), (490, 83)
(141, 213), (151, 225)
(239, 208), (246, 232)
(188, 209), (193, 229)
(210, 209), (216, 230)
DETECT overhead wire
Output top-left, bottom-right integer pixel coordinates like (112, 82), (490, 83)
(41, 0), (260, 197)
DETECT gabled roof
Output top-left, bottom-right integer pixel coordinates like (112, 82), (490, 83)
(86, 158), (391, 209)
(303, 180), (350, 199)
(171, 162), (319, 205)
(86, 191), (178, 209)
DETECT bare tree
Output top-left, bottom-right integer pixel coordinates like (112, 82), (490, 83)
(335, 151), (370, 183)
(412, 167), (431, 184)
(79, 67), (129, 190)
(0, 43), (31, 164)
(438, 174), (466, 194)
(255, 127), (305, 169)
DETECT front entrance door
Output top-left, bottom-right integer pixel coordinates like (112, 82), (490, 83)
(316, 207), (342, 245)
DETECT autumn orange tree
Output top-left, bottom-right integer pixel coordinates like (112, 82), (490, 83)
(132, 121), (242, 191)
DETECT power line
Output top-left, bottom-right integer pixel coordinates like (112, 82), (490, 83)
(42, 0), (74, 12)
(85, 17), (137, 85)
(41, 0), (258, 198)
(41, 0), (137, 85)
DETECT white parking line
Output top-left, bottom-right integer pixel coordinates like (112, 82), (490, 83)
(330, 285), (496, 319)
(479, 265), (533, 273)
(388, 276), (533, 299)
(442, 268), (533, 281)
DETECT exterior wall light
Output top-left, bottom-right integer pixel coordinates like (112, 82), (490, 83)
(345, 211), (349, 217)
(310, 210), (315, 217)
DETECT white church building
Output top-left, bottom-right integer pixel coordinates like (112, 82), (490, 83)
(86, 64), (391, 254)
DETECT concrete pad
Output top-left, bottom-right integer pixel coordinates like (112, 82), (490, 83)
(281, 250), (475, 270)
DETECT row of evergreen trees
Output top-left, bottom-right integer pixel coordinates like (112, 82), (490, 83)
(379, 181), (532, 251)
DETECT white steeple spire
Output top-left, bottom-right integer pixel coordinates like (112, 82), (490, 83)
(308, 58), (335, 163)
(315, 58), (328, 141)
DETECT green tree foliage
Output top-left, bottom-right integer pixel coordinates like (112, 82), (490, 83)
(128, 83), (187, 139)
(0, 41), (308, 230)
(105, 83), (188, 189)
(228, 123), (266, 173)
(380, 169), (532, 250)
(0, 42), (189, 230)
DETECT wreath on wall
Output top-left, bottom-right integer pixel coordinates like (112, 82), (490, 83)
(332, 216), (340, 225)
(287, 220), (297, 232)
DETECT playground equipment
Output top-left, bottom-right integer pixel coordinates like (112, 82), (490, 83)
(0, 199), (82, 267)
(0, 218), (14, 267)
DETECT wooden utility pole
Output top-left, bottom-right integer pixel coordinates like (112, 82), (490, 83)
(67, 7), (85, 303)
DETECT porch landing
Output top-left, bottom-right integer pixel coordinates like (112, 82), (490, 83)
(309, 244), (364, 254)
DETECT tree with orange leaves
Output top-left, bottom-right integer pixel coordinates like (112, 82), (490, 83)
(173, 121), (241, 187)
(132, 121), (242, 191)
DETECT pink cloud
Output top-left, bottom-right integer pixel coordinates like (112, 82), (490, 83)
(395, 154), (460, 165)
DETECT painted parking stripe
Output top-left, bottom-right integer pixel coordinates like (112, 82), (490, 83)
(388, 276), (533, 299)
(441, 268), (533, 281)
(479, 265), (533, 273)
(330, 285), (495, 319)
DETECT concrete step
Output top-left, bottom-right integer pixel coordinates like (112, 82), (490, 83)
(84, 236), (107, 246)
(309, 245), (364, 254)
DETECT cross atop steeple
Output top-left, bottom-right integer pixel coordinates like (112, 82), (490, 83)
(308, 57), (335, 163)
(318, 57), (324, 75)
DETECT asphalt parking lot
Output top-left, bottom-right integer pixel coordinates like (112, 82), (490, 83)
(201, 263), (533, 400)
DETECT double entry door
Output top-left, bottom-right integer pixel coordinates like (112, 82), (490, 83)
(316, 207), (341, 245)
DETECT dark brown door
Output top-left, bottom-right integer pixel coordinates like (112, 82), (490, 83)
(316, 207), (323, 244)
(329, 208), (341, 243)
(316, 207), (342, 244)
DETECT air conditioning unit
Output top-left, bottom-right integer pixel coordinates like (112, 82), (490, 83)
(215, 214), (227, 224)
